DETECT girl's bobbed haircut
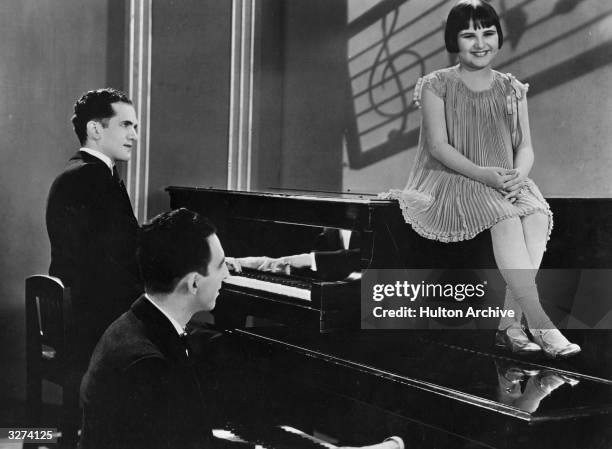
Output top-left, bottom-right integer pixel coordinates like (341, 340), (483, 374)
(444, 0), (503, 53)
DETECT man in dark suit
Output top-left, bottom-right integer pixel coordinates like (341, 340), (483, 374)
(46, 88), (143, 365)
(79, 208), (231, 449)
(80, 209), (404, 449)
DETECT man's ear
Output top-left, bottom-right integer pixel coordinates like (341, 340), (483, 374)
(86, 120), (101, 141)
(185, 272), (199, 294)
(173, 272), (198, 295)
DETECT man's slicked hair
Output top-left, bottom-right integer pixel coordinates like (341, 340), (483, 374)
(71, 88), (132, 145)
(138, 208), (217, 294)
(445, 0), (503, 53)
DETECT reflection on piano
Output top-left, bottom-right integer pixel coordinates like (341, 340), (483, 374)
(169, 187), (612, 449)
(213, 425), (338, 449)
(212, 424), (405, 449)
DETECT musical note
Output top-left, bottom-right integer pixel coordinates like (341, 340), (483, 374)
(368, 10), (409, 134)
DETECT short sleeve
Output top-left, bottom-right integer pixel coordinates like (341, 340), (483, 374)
(413, 72), (446, 108)
(505, 73), (529, 100)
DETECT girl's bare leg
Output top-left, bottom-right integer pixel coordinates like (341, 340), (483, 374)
(491, 217), (580, 357)
(521, 212), (549, 269)
(498, 213), (549, 329)
(490, 217), (552, 328)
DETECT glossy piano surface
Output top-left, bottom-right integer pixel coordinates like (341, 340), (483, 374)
(167, 186), (392, 231)
(208, 328), (612, 449)
(168, 188), (612, 269)
(172, 188), (612, 448)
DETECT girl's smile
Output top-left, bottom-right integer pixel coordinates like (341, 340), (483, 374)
(457, 20), (499, 70)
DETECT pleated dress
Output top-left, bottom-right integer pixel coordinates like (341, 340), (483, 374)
(381, 65), (552, 243)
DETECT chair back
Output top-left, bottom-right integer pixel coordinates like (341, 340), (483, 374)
(26, 275), (82, 445)
(25, 275), (73, 365)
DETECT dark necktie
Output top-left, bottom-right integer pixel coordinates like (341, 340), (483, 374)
(112, 165), (121, 183)
(112, 166), (127, 192)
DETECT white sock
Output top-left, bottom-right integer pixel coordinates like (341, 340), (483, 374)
(511, 284), (554, 330)
(498, 286), (523, 330)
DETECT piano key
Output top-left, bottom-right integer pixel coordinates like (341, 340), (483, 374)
(224, 274), (311, 301)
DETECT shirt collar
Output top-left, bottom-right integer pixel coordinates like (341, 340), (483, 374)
(79, 147), (113, 173)
(143, 293), (186, 336)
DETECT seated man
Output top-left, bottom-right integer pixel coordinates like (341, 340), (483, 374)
(79, 208), (229, 449)
(80, 209), (403, 449)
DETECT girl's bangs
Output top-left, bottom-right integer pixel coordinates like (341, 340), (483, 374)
(462, 7), (498, 30)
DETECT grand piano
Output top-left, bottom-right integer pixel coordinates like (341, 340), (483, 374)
(168, 187), (612, 449)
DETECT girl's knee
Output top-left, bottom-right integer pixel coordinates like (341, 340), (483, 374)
(491, 217), (522, 235)
(523, 212), (550, 232)
(534, 212), (550, 226)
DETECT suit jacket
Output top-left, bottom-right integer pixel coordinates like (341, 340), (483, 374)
(46, 151), (143, 363)
(79, 296), (213, 449)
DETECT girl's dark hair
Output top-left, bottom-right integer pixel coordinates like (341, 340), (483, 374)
(445, 0), (503, 53)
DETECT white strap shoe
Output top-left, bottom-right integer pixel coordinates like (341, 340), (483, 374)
(531, 329), (581, 358)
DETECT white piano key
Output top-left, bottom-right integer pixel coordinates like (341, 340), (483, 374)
(224, 275), (311, 301)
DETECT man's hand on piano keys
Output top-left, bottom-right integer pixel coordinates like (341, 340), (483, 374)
(226, 254), (313, 275)
(226, 256), (277, 273)
(225, 257), (243, 273)
(260, 254), (312, 275)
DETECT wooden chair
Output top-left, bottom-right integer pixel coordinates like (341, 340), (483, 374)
(25, 275), (82, 448)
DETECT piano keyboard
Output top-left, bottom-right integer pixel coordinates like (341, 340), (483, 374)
(212, 424), (337, 449)
(223, 271), (312, 301)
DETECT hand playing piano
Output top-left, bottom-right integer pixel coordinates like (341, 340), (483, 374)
(226, 256), (278, 273)
(225, 257), (243, 273)
(226, 254), (312, 275)
(258, 254), (312, 275)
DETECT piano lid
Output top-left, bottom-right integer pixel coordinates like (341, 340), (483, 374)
(167, 186), (391, 204)
(166, 186), (401, 232)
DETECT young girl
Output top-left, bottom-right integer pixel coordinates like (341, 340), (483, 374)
(382, 0), (580, 357)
